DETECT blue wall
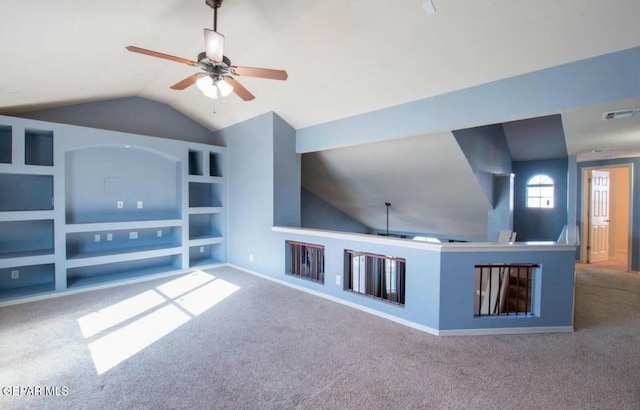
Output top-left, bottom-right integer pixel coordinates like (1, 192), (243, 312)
(513, 158), (568, 241)
(17, 97), (219, 145)
(487, 174), (514, 242)
(453, 124), (512, 204)
(65, 146), (181, 223)
(213, 113), (281, 272)
(439, 248), (575, 330)
(297, 46), (640, 153)
(301, 188), (370, 234)
(273, 114), (301, 227)
(577, 158), (640, 271)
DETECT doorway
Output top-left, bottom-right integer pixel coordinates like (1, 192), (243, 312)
(580, 164), (632, 270)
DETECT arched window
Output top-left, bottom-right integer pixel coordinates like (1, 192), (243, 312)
(526, 175), (554, 208)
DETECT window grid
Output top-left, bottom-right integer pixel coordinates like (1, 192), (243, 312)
(345, 250), (405, 306)
(526, 175), (554, 208)
(287, 241), (325, 284)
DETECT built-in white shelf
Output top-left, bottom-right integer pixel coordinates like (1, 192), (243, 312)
(0, 283), (56, 301)
(66, 246), (183, 269)
(67, 258), (182, 290)
(0, 263), (55, 301)
(0, 210), (55, 222)
(0, 116), (226, 304)
(188, 175), (224, 184)
(188, 207), (224, 215)
(0, 253), (56, 269)
(189, 236), (224, 247)
(65, 219), (182, 233)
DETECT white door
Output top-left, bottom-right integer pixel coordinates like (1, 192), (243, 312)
(589, 170), (610, 263)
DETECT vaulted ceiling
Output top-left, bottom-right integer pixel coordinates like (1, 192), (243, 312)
(0, 0), (639, 161)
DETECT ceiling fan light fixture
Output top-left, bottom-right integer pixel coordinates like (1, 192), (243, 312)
(204, 28), (225, 62)
(196, 75), (213, 92)
(196, 75), (218, 98)
(216, 78), (233, 97)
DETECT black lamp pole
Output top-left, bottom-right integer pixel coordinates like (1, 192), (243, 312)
(385, 202), (391, 236)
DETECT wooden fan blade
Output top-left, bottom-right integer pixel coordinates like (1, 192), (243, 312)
(170, 73), (206, 90)
(232, 66), (288, 81)
(225, 77), (255, 101)
(126, 46), (198, 67)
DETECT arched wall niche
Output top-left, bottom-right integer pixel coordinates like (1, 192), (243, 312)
(65, 145), (182, 224)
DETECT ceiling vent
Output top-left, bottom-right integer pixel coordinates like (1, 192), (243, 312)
(602, 108), (640, 120)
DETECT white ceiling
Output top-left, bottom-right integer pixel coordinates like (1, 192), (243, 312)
(0, 0), (639, 159)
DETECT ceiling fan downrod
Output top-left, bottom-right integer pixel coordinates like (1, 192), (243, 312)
(205, 0), (223, 31)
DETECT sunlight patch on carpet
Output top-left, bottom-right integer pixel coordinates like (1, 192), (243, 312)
(78, 290), (166, 338)
(78, 271), (240, 375)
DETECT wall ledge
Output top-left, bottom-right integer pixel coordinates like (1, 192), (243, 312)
(272, 226), (577, 253)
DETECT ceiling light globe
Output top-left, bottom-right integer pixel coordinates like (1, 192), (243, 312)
(217, 79), (233, 97)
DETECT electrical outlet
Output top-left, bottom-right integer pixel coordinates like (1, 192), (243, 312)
(200, 246), (205, 253)
(129, 231), (138, 239)
(249, 254), (253, 262)
(137, 201), (143, 209)
(94, 234), (101, 242)
(157, 230), (163, 237)
(107, 233), (113, 241)
(336, 275), (341, 286)
(11, 270), (19, 279)
(117, 201), (124, 209)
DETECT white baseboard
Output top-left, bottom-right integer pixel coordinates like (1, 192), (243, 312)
(226, 264), (574, 337)
(226, 264), (441, 336)
(438, 326), (574, 336)
(0, 263), (225, 308)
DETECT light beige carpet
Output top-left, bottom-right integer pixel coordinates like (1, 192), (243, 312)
(1, 264), (639, 409)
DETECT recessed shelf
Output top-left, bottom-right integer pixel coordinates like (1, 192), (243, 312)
(189, 213), (223, 240)
(25, 128), (54, 166)
(65, 146), (181, 224)
(189, 244), (224, 268)
(209, 152), (222, 177)
(189, 182), (223, 208)
(65, 219), (182, 233)
(0, 220), (54, 259)
(189, 150), (204, 176)
(0, 125), (11, 164)
(66, 227), (181, 260)
(0, 174), (54, 211)
(67, 255), (182, 289)
(0, 264), (55, 300)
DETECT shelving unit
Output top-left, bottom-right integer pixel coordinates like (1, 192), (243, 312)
(0, 220), (54, 259)
(0, 264), (56, 300)
(187, 146), (225, 269)
(0, 174), (54, 211)
(0, 120), (57, 301)
(25, 128), (54, 166)
(0, 125), (11, 164)
(67, 254), (182, 289)
(0, 115), (227, 304)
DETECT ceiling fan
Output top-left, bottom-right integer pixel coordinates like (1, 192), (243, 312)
(126, 0), (288, 101)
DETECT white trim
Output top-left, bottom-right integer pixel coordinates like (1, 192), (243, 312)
(227, 264), (574, 337)
(272, 226), (577, 252)
(580, 163), (634, 268)
(227, 264), (441, 336)
(0, 263), (225, 308)
(272, 226), (442, 251)
(438, 326), (574, 336)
